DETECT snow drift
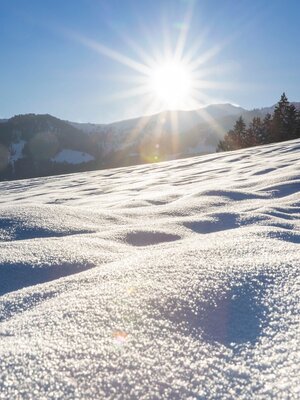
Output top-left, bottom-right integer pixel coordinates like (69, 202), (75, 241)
(0, 139), (299, 399)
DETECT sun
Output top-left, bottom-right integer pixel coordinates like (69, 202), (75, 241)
(69, 0), (229, 116)
(147, 60), (194, 110)
(68, 12), (230, 162)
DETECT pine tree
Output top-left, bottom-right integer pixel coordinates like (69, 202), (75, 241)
(233, 116), (247, 148)
(272, 92), (290, 142)
(217, 117), (246, 151)
(246, 117), (263, 147)
(296, 109), (300, 139)
(262, 113), (272, 144)
(217, 129), (235, 151)
(217, 93), (298, 153)
(286, 103), (298, 139)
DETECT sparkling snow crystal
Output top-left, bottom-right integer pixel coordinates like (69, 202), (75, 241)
(0, 139), (299, 399)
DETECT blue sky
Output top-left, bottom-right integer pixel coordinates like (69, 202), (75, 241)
(0, 0), (299, 123)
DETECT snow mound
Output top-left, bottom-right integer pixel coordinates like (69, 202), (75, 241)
(0, 139), (299, 399)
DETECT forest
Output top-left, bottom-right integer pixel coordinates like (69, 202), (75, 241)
(217, 94), (300, 151)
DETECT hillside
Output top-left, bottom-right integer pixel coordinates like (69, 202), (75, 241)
(0, 103), (268, 181)
(0, 138), (299, 399)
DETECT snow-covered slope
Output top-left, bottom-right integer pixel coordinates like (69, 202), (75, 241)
(9, 140), (26, 163)
(51, 149), (95, 164)
(0, 139), (299, 399)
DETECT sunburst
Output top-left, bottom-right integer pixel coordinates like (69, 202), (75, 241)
(146, 59), (194, 110)
(64, 2), (236, 161)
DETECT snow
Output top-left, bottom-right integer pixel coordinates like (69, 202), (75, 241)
(10, 140), (26, 162)
(52, 149), (94, 164)
(0, 139), (299, 399)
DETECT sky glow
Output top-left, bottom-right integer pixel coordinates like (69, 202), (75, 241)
(0, 0), (299, 122)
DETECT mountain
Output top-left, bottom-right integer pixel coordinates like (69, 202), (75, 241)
(69, 103), (257, 166)
(0, 114), (101, 181)
(0, 102), (297, 181)
(0, 138), (299, 398)
(70, 103), (246, 144)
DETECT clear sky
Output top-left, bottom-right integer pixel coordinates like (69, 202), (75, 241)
(0, 0), (299, 123)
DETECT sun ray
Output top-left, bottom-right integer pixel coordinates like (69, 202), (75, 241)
(114, 95), (163, 164)
(170, 110), (180, 156)
(193, 107), (229, 139)
(192, 62), (239, 80)
(161, 15), (174, 62)
(193, 79), (238, 90)
(174, 0), (194, 62)
(189, 45), (222, 71)
(105, 84), (151, 102)
(116, 32), (157, 69)
(62, 1), (235, 122)
(66, 30), (152, 76)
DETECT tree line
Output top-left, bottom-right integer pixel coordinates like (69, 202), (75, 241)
(217, 93), (300, 152)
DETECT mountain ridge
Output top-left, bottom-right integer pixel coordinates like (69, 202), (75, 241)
(0, 102), (299, 181)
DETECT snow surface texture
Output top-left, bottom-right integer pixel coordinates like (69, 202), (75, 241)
(0, 139), (300, 399)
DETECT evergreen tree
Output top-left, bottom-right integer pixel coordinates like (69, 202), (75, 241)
(217, 129), (235, 152)
(233, 116), (247, 148)
(286, 103), (298, 139)
(246, 117), (263, 147)
(262, 113), (272, 144)
(216, 93), (299, 153)
(217, 117), (246, 151)
(296, 109), (300, 139)
(272, 92), (290, 142)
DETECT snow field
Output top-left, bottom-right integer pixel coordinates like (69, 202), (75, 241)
(0, 139), (299, 399)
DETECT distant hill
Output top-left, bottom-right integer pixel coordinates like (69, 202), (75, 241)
(68, 104), (252, 166)
(0, 102), (298, 181)
(0, 114), (100, 180)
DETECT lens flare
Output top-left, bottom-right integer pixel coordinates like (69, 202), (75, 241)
(113, 330), (128, 346)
